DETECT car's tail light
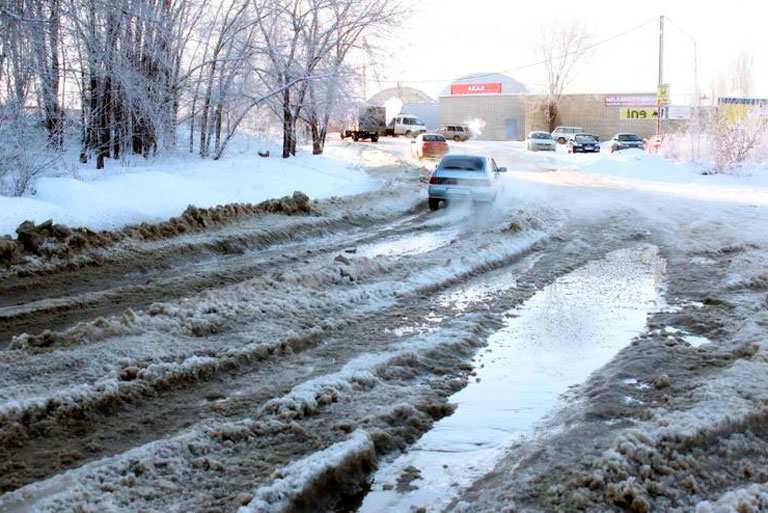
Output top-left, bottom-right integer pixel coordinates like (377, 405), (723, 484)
(429, 176), (439, 184)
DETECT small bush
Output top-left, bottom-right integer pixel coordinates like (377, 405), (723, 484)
(0, 114), (57, 197)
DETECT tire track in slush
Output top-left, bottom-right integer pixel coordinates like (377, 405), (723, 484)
(0, 203), (556, 493)
(0, 214), (645, 512)
(0, 199), (434, 347)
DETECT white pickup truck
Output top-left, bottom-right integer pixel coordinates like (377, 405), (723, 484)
(386, 115), (426, 138)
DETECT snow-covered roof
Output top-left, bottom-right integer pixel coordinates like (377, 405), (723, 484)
(368, 86), (434, 105)
(441, 72), (533, 96)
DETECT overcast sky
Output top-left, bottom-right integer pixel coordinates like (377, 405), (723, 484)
(369, 0), (767, 104)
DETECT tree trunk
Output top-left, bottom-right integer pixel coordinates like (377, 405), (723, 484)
(310, 120), (322, 155)
(282, 87), (292, 158)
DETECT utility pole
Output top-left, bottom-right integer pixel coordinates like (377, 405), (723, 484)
(693, 40), (699, 159)
(657, 15), (664, 136)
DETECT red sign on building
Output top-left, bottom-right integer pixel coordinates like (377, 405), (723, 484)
(451, 83), (502, 95)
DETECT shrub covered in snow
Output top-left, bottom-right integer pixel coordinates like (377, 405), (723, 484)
(662, 112), (768, 175)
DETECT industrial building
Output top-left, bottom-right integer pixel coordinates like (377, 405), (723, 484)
(369, 72), (689, 141)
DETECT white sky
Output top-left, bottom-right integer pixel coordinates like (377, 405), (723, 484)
(370, 0), (768, 104)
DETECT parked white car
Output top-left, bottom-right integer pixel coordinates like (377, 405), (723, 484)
(386, 115), (427, 138)
(526, 131), (556, 151)
(551, 126), (584, 144)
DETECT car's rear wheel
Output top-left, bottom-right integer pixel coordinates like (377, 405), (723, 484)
(428, 198), (440, 211)
(453, 135), (461, 142)
(405, 130), (412, 138)
(558, 137), (566, 144)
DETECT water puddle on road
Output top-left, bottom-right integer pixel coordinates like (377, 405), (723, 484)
(357, 245), (665, 512)
(356, 230), (459, 258)
(437, 253), (544, 312)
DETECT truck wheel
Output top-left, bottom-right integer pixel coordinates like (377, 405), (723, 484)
(340, 132), (345, 140)
(428, 198), (440, 211)
(453, 136), (461, 142)
(371, 136), (379, 143)
(353, 134), (359, 142)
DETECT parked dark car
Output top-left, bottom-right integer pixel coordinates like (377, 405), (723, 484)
(567, 133), (600, 153)
(609, 133), (645, 153)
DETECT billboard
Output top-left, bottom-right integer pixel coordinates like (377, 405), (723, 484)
(718, 97), (768, 123)
(451, 83), (502, 95)
(605, 95), (657, 107)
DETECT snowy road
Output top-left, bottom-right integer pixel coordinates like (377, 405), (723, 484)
(1, 141), (767, 512)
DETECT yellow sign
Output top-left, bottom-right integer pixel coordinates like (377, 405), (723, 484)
(620, 107), (659, 120)
(657, 84), (670, 105)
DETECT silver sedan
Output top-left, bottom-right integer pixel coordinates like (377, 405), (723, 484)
(427, 154), (507, 211)
(526, 131), (556, 151)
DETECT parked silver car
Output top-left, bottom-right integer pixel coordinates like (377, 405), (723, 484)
(526, 131), (556, 151)
(437, 124), (471, 142)
(551, 126), (584, 144)
(427, 154), (506, 210)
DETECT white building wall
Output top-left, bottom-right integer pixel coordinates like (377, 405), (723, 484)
(438, 95), (527, 141)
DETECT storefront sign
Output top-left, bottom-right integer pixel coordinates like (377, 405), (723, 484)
(619, 106), (692, 120)
(657, 84), (670, 105)
(619, 107), (658, 120)
(605, 95), (657, 107)
(451, 83), (502, 95)
(665, 105), (691, 120)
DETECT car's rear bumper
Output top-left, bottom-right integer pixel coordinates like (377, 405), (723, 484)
(421, 150), (449, 159)
(428, 185), (496, 202)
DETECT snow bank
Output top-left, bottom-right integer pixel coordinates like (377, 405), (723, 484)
(0, 150), (380, 237)
(239, 430), (376, 513)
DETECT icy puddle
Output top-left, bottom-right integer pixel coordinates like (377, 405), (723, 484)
(356, 230), (459, 258)
(358, 245), (665, 512)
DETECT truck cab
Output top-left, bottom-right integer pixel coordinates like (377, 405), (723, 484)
(387, 115), (426, 138)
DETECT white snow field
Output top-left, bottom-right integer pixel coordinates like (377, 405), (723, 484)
(0, 141), (383, 237)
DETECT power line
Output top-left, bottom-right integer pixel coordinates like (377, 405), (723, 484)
(372, 17), (658, 85)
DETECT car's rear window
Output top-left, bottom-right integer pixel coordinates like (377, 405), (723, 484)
(438, 156), (484, 171)
(423, 135), (445, 142)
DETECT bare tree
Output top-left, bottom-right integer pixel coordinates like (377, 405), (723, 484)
(254, 0), (401, 158)
(728, 52), (753, 98)
(299, 0), (401, 155)
(535, 21), (592, 131)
